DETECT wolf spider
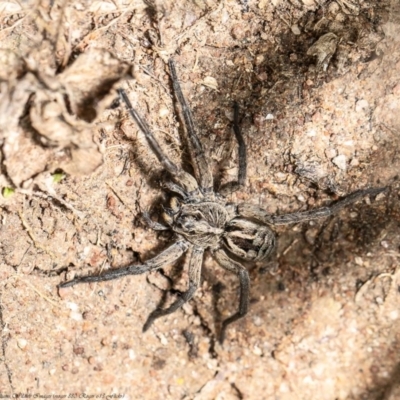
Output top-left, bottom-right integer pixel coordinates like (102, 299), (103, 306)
(60, 59), (385, 342)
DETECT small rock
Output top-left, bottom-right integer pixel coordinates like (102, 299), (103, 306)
(354, 256), (363, 266)
(157, 333), (169, 346)
(389, 310), (399, 320)
(253, 345), (263, 356)
(350, 158), (359, 167)
(182, 302), (194, 315)
(70, 311), (83, 321)
(291, 24), (301, 35)
(257, 72), (268, 81)
(128, 349), (136, 360)
(201, 76), (218, 91)
(231, 24), (248, 40)
(355, 99), (369, 113)
(159, 106), (169, 118)
(297, 194), (306, 202)
(325, 148), (337, 159)
(255, 54), (265, 65)
(376, 192), (386, 201)
(66, 302), (79, 311)
(17, 338), (28, 350)
(90, 1), (117, 12)
(375, 296), (384, 305)
(332, 154), (347, 171)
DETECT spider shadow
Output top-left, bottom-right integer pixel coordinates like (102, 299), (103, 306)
(205, 192), (394, 343)
(276, 200), (390, 282)
(379, 359), (400, 400)
(143, 251), (189, 319)
(199, 254), (261, 341)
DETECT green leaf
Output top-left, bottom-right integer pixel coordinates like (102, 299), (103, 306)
(52, 172), (65, 183)
(2, 187), (15, 198)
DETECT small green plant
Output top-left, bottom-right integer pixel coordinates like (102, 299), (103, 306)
(2, 187), (15, 198)
(52, 172), (65, 183)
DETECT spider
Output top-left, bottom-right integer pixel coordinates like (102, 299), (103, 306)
(60, 59), (386, 343)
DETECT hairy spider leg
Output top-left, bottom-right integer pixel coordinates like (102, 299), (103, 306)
(168, 59), (214, 192)
(233, 101), (247, 187)
(59, 240), (189, 287)
(213, 248), (250, 343)
(117, 88), (198, 194)
(141, 211), (169, 231)
(142, 245), (204, 331)
(237, 186), (387, 226)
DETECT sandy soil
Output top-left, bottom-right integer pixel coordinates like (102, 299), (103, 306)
(1, 0), (400, 399)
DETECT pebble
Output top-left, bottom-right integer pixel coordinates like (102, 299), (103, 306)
(201, 76), (218, 90)
(354, 257), (363, 266)
(355, 99), (369, 113)
(17, 338), (28, 350)
(291, 24), (301, 35)
(332, 154), (347, 170)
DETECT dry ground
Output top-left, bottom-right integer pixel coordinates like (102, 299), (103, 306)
(1, 0), (400, 399)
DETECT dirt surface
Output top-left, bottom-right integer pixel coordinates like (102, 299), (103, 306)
(1, 0), (400, 398)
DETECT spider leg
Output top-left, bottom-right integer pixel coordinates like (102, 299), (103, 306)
(118, 89), (198, 193)
(220, 101), (247, 195)
(142, 245), (203, 332)
(213, 248), (250, 343)
(59, 240), (189, 288)
(141, 211), (169, 231)
(162, 181), (189, 199)
(169, 59), (214, 192)
(232, 102), (247, 187)
(238, 186), (387, 226)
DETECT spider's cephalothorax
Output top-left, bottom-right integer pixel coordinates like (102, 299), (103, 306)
(60, 59), (386, 343)
(164, 197), (229, 246)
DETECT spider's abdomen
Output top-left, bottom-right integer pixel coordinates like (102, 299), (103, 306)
(223, 218), (276, 261)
